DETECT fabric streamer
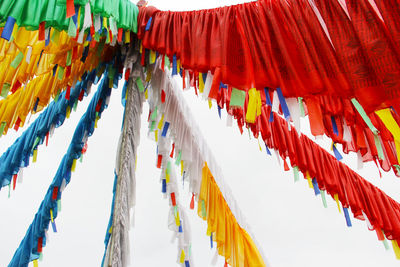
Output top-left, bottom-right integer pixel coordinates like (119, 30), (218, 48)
(136, 1), (400, 175)
(0, 70), (99, 188)
(146, 62), (267, 267)
(8, 68), (114, 267)
(103, 44), (144, 267)
(140, 54), (400, 260)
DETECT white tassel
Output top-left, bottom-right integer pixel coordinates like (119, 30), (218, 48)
(94, 14), (101, 32)
(60, 178), (67, 192)
(17, 169), (23, 184)
(362, 210), (374, 230)
(77, 29), (85, 44)
(83, 2), (92, 29)
(49, 124), (55, 137)
(109, 17), (118, 36)
(272, 90), (280, 113)
(202, 71), (213, 99)
(185, 70), (190, 90)
(45, 230), (49, 244)
(26, 46), (32, 63)
(226, 114), (233, 127)
(342, 119), (352, 142)
(286, 97), (301, 133)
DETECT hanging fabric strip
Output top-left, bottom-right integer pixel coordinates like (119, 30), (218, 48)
(136, 1), (400, 174)
(137, 1), (400, 114)
(147, 118), (193, 266)
(146, 62), (267, 267)
(140, 54), (400, 259)
(103, 44), (144, 267)
(0, 0), (138, 33)
(0, 70), (97, 189)
(8, 67), (115, 267)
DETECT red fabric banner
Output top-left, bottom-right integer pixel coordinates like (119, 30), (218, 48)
(138, 0), (400, 114)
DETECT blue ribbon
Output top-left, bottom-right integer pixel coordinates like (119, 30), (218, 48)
(145, 17), (153, 31)
(172, 55), (177, 76)
(343, 207), (352, 227)
(162, 179), (167, 193)
(161, 122), (170, 137)
(264, 87), (272, 106)
(331, 116), (339, 136)
(332, 144), (343, 161)
(312, 178), (320, 195)
(265, 144), (272, 156)
(269, 110), (274, 122)
(276, 87), (290, 120)
(1, 16), (16, 41)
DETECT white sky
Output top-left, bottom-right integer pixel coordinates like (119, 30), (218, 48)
(1, 1), (400, 267)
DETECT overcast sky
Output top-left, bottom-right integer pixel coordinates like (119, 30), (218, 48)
(1, 1), (400, 267)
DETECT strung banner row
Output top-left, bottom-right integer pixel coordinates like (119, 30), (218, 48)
(145, 62), (267, 267)
(138, 44), (400, 176)
(0, 0), (137, 137)
(0, 0), (138, 33)
(142, 52), (400, 261)
(8, 61), (117, 267)
(137, 0), (400, 175)
(137, 0), (400, 114)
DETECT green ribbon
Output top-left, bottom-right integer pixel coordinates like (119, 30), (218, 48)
(54, 90), (60, 102)
(150, 107), (158, 121)
(94, 32), (100, 42)
(229, 88), (246, 107)
(68, 18), (77, 37)
(32, 136), (40, 151)
(382, 238), (390, 250)
(351, 98), (378, 135)
(175, 150), (182, 165)
(298, 97), (305, 117)
(10, 52), (24, 68)
(57, 199), (61, 212)
(136, 77), (145, 92)
(73, 99), (78, 111)
(166, 161), (172, 174)
(57, 66), (64, 80)
(1, 83), (11, 98)
(374, 134), (384, 160)
(201, 200), (207, 217)
(150, 120), (156, 132)
(51, 29), (60, 43)
(165, 55), (171, 69)
(321, 190), (328, 208)
(66, 50), (72, 66)
(0, 122), (6, 137)
(293, 166), (299, 182)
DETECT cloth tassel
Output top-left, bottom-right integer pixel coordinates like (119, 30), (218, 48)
(343, 207), (352, 227)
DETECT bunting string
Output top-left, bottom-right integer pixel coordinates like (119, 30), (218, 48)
(8, 64), (116, 267)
